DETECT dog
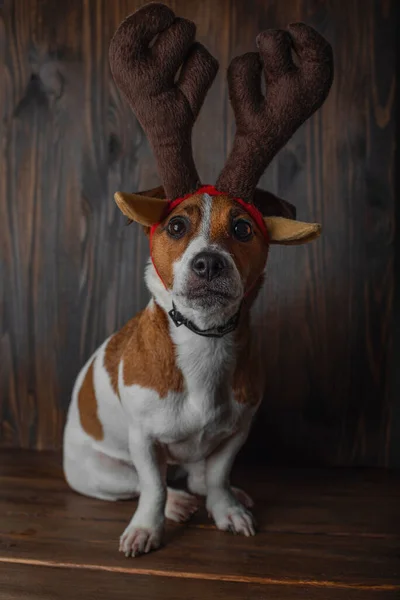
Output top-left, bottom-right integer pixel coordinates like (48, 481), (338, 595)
(63, 3), (333, 557)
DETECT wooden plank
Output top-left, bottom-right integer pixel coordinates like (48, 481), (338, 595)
(0, 0), (85, 449)
(0, 452), (399, 538)
(387, 0), (400, 474)
(1, 470), (399, 537)
(1, 521), (398, 588)
(1, 483), (399, 543)
(0, 453), (399, 596)
(2, 563), (398, 600)
(0, 454), (399, 590)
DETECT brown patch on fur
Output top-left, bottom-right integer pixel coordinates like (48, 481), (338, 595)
(123, 303), (184, 397)
(209, 195), (268, 292)
(78, 360), (104, 440)
(151, 194), (204, 288)
(104, 303), (184, 398)
(104, 318), (139, 397)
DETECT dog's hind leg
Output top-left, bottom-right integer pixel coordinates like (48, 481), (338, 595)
(65, 444), (199, 519)
(64, 445), (139, 501)
(165, 488), (199, 522)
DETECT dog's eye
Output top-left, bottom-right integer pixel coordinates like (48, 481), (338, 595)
(167, 217), (188, 239)
(233, 219), (253, 241)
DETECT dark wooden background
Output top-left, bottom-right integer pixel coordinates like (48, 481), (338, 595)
(0, 0), (397, 466)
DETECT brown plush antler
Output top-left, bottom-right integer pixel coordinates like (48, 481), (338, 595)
(109, 3), (218, 200)
(216, 23), (333, 203)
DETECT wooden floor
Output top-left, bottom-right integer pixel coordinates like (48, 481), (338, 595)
(0, 451), (399, 599)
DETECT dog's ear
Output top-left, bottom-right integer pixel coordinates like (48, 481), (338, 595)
(264, 216), (321, 245)
(114, 186), (168, 227)
(253, 188), (320, 244)
(253, 188), (296, 219)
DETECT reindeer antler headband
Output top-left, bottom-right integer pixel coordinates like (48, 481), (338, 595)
(217, 24), (333, 202)
(109, 2), (333, 233)
(109, 3), (217, 200)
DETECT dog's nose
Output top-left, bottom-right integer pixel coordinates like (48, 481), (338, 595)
(191, 252), (227, 281)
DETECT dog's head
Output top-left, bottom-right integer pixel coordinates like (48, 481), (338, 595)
(115, 186), (320, 328)
(109, 4), (333, 328)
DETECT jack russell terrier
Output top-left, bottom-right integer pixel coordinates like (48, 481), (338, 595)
(63, 2), (333, 557)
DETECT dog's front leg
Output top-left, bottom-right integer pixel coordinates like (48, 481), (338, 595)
(206, 425), (256, 536)
(119, 428), (166, 557)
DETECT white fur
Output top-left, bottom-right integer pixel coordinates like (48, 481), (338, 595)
(63, 193), (262, 556)
(200, 193), (213, 237)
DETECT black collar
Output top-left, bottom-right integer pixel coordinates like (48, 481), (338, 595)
(168, 303), (241, 338)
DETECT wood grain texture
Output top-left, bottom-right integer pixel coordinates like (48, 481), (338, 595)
(4, 564), (399, 600)
(0, 451), (399, 599)
(0, 0), (398, 464)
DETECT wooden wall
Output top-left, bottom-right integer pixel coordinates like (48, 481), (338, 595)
(0, 0), (397, 466)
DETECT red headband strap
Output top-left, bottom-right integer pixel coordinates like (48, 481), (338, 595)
(150, 185), (269, 240)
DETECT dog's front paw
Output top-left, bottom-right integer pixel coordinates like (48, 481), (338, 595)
(207, 490), (256, 537)
(119, 521), (163, 557)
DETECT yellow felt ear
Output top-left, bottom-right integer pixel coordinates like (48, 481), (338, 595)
(264, 216), (321, 245)
(114, 192), (169, 227)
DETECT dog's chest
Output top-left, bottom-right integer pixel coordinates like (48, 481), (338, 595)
(124, 384), (245, 463)
(165, 388), (244, 462)
(121, 331), (251, 462)
(115, 318), (258, 462)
